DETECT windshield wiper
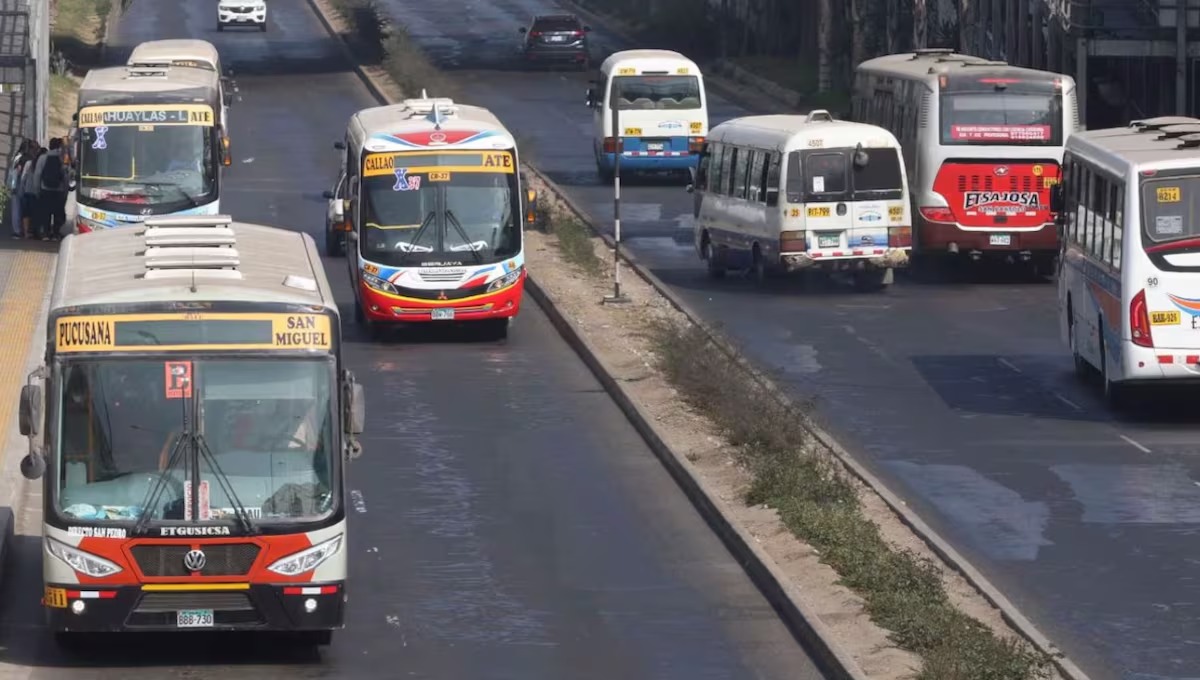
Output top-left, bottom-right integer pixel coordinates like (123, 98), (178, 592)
(444, 210), (483, 264)
(194, 431), (257, 535)
(132, 431), (188, 535)
(400, 211), (437, 265)
(136, 181), (201, 208)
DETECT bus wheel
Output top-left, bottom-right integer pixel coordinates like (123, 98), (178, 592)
(1099, 327), (1129, 410)
(1068, 301), (1088, 378)
(751, 246), (768, 287)
(481, 318), (510, 341)
(324, 229), (343, 257)
(852, 268), (889, 292)
(703, 239), (725, 279)
(354, 303), (366, 325)
(294, 630), (332, 646)
(597, 162), (613, 184)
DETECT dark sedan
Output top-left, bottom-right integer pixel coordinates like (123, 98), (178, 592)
(518, 14), (591, 69)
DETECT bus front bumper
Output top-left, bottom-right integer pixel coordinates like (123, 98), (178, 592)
(358, 277), (524, 323)
(43, 582), (345, 632)
(597, 152), (697, 172)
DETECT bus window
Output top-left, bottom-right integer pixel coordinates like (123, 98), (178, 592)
(851, 148), (904, 200)
(940, 89), (1064, 146)
(765, 152), (781, 206)
(612, 75), (702, 110)
(1142, 175), (1200, 245)
(804, 152), (848, 200)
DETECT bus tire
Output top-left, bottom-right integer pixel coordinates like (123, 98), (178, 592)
(703, 238), (725, 279)
(295, 630), (332, 646)
(1099, 325), (1129, 410)
(597, 164), (613, 184)
(482, 318), (509, 341)
(853, 268), (889, 292)
(324, 229), (343, 257)
(1067, 299), (1088, 377)
(354, 302), (366, 325)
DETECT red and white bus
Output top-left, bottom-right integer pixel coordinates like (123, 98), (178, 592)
(853, 49), (1079, 273)
(327, 94), (537, 340)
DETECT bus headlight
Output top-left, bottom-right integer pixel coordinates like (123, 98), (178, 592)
(45, 537), (122, 578)
(361, 271), (398, 295)
(486, 267), (523, 293)
(267, 534), (343, 576)
(75, 216), (107, 233)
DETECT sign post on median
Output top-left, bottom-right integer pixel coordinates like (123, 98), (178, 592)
(603, 79), (630, 305)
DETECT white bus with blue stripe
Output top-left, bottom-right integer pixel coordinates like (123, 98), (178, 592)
(72, 63), (232, 233)
(586, 49), (708, 183)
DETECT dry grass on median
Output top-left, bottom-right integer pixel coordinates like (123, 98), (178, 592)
(323, 2), (1053, 677)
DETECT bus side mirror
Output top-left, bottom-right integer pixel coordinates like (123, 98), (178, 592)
(585, 88), (595, 108)
(322, 190), (335, 199)
(349, 383), (365, 435)
(330, 197), (345, 221)
(334, 141), (346, 151)
(686, 184), (694, 194)
(223, 91), (233, 107)
(19, 383), (40, 437)
(525, 188), (537, 224)
(221, 134), (231, 167)
(1049, 184), (1064, 213)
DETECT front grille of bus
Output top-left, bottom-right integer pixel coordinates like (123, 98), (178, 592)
(957, 174), (1038, 193)
(418, 269), (467, 283)
(127, 592), (264, 627)
(130, 543), (261, 577)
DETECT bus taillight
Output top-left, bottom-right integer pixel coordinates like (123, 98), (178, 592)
(602, 137), (623, 153)
(688, 136), (705, 153)
(1131, 289), (1154, 348)
(780, 230), (806, 252)
(888, 226), (912, 247)
(919, 206), (955, 224)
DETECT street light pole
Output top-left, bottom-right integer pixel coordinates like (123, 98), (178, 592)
(603, 79), (630, 305)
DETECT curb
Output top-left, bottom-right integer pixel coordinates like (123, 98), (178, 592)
(303, 1), (866, 678)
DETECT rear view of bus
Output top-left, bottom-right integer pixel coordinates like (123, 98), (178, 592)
(854, 50), (1078, 272)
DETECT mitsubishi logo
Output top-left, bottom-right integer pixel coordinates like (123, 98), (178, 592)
(437, 290), (448, 300)
(994, 166), (1010, 176)
(183, 549), (207, 572)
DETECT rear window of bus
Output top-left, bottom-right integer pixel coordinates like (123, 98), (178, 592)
(612, 75), (701, 110)
(784, 147), (903, 202)
(939, 87), (1064, 147)
(1143, 176), (1200, 243)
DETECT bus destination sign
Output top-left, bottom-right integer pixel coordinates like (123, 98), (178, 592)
(54, 312), (333, 353)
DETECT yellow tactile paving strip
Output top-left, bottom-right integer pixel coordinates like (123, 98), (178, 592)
(0, 250), (56, 464)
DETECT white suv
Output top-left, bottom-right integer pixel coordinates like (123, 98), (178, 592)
(218, 0), (267, 32)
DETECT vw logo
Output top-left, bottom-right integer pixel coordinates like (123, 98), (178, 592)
(140, 207), (153, 216)
(183, 549), (207, 572)
(994, 166), (1010, 176)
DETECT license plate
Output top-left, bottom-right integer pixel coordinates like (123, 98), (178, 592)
(1151, 310), (1181, 325)
(817, 234), (840, 248)
(177, 609), (214, 628)
(431, 308), (455, 321)
(647, 143), (664, 151)
(548, 35), (565, 42)
(989, 234), (1011, 246)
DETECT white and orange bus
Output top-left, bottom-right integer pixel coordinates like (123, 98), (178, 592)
(853, 49), (1080, 273)
(18, 215), (365, 647)
(328, 94), (536, 340)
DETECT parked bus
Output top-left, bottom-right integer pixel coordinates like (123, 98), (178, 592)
(853, 49), (1079, 273)
(585, 49), (707, 184)
(127, 39), (234, 126)
(18, 214), (365, 645)
(72, 64), (233, 233)
(327, 94), (536, 340)
(1053, 116), (1200, 407)
(689, 111), (911, 291)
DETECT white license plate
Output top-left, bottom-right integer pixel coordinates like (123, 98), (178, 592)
(647, 143), (664, 151)
(989, 234), (1012, 246)
(177, 609), (214, 628)
(431, 308), (455, 321)
(548, 35), (565, 42)
(817, 234), (840, 248)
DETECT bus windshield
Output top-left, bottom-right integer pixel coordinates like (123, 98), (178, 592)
(77, 125), (215, 210)
(940, 91), (1064, 146)
(612, 75), (701, 110)
(55, 358), (336, 525)
(785, 147), (905, 203)
(1142, 175), (1200, 244)
(359, 154), (521, 267)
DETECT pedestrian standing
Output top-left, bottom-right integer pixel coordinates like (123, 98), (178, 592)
(8, 139), (31, 239)
(33, 138), (67, 241)
(19, 143), (43, 239)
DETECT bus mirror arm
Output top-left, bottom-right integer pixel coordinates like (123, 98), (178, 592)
(349, 382), (366, 436)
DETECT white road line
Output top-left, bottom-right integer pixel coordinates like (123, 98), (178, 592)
(997, 358), (1021, 373)
(1119, 434), (1152, 454)
(1054, 393), (1082, 411)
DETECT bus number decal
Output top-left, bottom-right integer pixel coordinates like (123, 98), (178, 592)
(808, 206), (831, 217)
(1151, 310), (1181, 325)
(888, 206), (904, 221)
(1157, 186), (1182, 203)
(363, 263), (380, 275)
(624, 127), (642, 136)
(164, 361), (193, 400)
(428, 171), (451, 182)
(43, 587), (67, 608)
(1043, 177), (1058, 188)
(57, 318), (115, 350)
(392, 168), (422, 192)
(789, 208), (801, 217)
(690, 122), (703, 133)
(618, 67), (636, 75)
(807, 139), (823, 147)
(676, 67), (689, 74)
(1032, 165), (1043, 176)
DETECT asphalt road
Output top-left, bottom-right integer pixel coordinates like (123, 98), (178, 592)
(0, 3), (829, 678)
(363, 2), (1200, 678)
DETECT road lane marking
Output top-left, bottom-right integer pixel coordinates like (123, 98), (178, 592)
(1054, 393), (1082, 411)
(1119, 434), (1151, 453)
(997, 357), (1021, 373)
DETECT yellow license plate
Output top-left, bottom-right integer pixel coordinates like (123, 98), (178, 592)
(888, 206), (904, 219)
(807, 206), (831, 217)
(1158, 186), (1181, 203)
(623, 127), (642, 136)
(44, 587), (67, 608)
(1043, 177), (1058, 188)
(428, 171), (451, 182)
(1151, 310), (1181, 325)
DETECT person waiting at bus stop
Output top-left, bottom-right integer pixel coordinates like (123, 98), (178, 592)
(33, 138), (69, 241)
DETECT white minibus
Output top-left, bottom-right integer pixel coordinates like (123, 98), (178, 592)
(585, 49), (707, 183)
(1054, 116), (1200, 407)
(689, 111), (912, 291)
